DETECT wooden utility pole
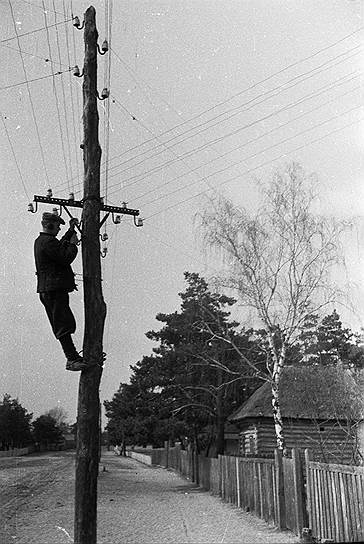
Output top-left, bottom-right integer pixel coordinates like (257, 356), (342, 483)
(75, 6), (105, 544)
(27, 11), (142, 542)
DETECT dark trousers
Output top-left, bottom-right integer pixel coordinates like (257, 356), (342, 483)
(39, 291), (78, 359)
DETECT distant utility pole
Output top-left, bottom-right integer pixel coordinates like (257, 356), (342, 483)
(74, 6), (104, 543)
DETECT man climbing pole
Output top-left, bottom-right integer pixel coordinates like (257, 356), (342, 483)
(34, 211), (87, 371)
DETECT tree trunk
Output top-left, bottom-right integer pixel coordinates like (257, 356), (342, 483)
(268, 336), (286, 451)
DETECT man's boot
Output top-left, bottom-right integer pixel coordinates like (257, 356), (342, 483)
(59, 334), (87, 371)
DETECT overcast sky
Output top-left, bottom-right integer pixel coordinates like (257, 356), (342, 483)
(0, 0), (363, 424)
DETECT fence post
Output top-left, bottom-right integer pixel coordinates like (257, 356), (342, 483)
(194, 449), (199, 485)
(274, 449), (286, 529)
(175, 442), (181, 473)
(301, 449), (314, 543)
(164, 440), (169, 469)
(218, 454), (223, 497)
(236, 457), (241, 508)
(292, 448), (307, 535)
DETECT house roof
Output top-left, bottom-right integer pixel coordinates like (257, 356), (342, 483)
(229, 365), (364, 422)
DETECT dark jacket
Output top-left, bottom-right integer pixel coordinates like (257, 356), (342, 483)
(34, 229), (78, 293)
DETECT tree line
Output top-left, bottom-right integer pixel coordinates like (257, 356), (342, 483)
(104, 272), (364, 455)
(0, 398), (72, 451)
(104, 163), (364, 455)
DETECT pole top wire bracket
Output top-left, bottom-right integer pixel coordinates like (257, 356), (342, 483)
(28, 192), (143, 231)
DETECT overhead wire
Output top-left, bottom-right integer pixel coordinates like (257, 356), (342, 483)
(8, 0), (50, 187)
(58, 43), (360, 196)
(111, 47), (187, 120)
(53, 0), (73, 191)
(110, 45), (220, 198)
(110, 96), (218, 198)
(63, 0), (81, 187)
(103, 0), (112, 204)
(50, 29), (362, 195)
(1, 111), (31, 201)
(125, 85), (361, 205)
(96, 31), (363, 173)
(143, 115), (363, 221)
(16, 0), (64, 17)
(0, 67), (72, 90)
(70, 0), (82, 163)
(42, 0), (71, 191)
(1, 17), (72, 43)
(1, 42), (68, 67)
(101, 46), (363, 182)
(101, 0), (113, 256)
(105, 69), (361, 195)
(143, 102), (362, 206)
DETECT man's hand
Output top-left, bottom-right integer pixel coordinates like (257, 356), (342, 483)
(70, 232), (79, 245)
(69, 217), (79, 230)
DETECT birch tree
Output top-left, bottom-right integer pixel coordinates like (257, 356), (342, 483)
(199, 162), (343, 450)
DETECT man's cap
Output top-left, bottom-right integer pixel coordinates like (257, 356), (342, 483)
(42, 211), (65, 225)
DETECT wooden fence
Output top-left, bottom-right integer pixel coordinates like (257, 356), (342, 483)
(198, 452), (290, 530)
(129, 445), (364, 542)
(306, 451), (364, 543)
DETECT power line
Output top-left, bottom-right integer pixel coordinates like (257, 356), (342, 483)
(53, 0), (73, 190)
(102, 0), (112, 204)
(99, 30), (363, 172)
(1, 111), (30, 200)
(106, 70), (360, 194)
(1, 42), (68, 67)
(63, 0), (80, 188)
(104, 46), (363, 181)
(128, 85), (361, 205)
(43, 0), (71, 190)
(143, 115), (363, 221)
(111, 47), (184, 120)
(0, 68), (72, 90)
(8, 0), (50, 186)
(111, 95), (219, 199)
(142, 104), (362, 207)
(51, 32), (363, 194)
(1, 17), (72, 43)
(16, 0), (64, 17)
(70, 0), (82, 155)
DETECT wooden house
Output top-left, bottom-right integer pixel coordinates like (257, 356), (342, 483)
(223, 422), (240, 455)
(229, 365), (364, 464)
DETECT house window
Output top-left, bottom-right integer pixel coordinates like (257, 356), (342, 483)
(319, 427), (325, 432)
(244, 429), (257, 454)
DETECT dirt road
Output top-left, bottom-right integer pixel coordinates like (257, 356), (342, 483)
(0, 451), (299, 543)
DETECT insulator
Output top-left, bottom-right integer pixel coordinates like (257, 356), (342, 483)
(46, 188), (53, 197)
(80, 142), (84, 149)
(121, 201), (127, 208)
(101, 88), (110, 99)
(73, 16), (80, 27)
(28, 203), (34, 212)
(114, 215), (121, 224)
(52, 207), (59, 216)
(73, 65), (80, 77)
(136, 218), (144, 227)
(101, 232), (108, 241)
(101, 39), (109, 52)
(102, 246), (108, 255)
(69, 192), (75, 201)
